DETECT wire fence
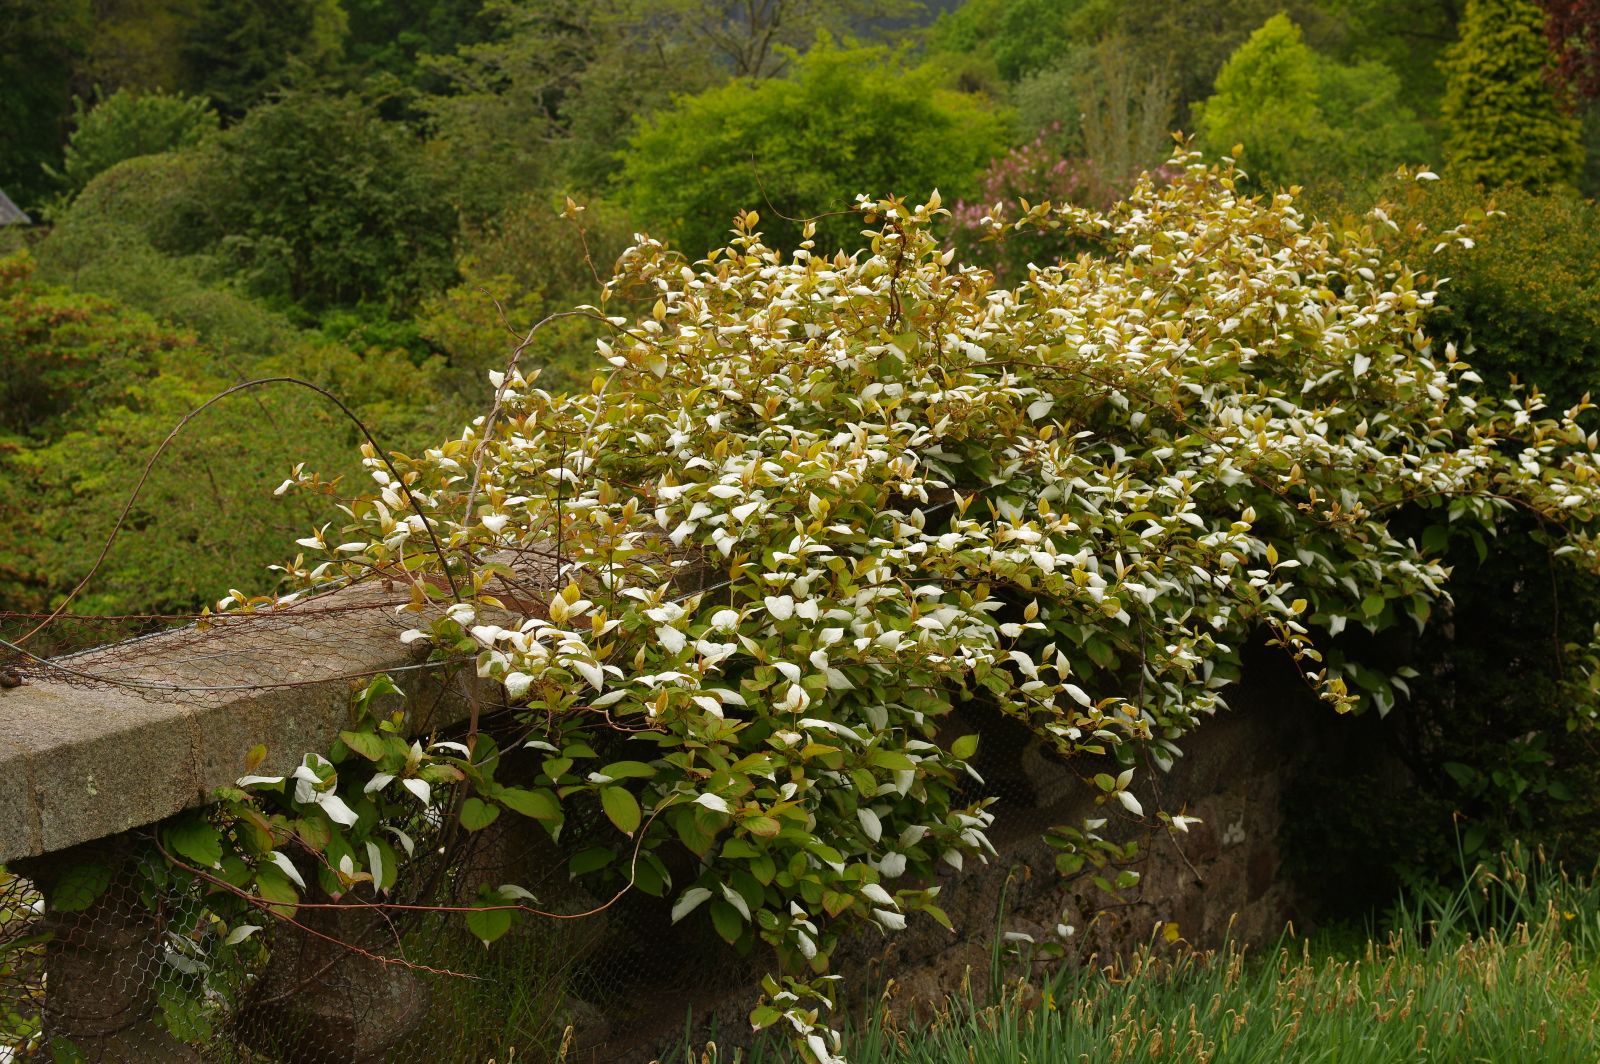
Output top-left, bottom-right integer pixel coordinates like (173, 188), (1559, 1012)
(0, 360), (1152, 1063)
(0, 594), (1075, 1063)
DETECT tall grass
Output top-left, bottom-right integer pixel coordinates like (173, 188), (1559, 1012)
(673, 848), (1600, 1063)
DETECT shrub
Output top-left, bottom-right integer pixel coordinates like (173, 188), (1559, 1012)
(0, 252), (184, 442)
(35, 151), (303, 360)
(619, 42), (1010, 256)
(416, 193), (638, 397)
(0, 252), (458, 644)
(1194, 14), (1433, 197)
(947, 130), (1175, 280)
(180, 91), (458, 319)
(50, 88), (218, 203)
(1385, 178), (1600, 409)
(1014, 38), (1176, 173)
(1441, 0), (1584, 190)
(195, 153), (1600, 1058)
(1366, 176), (1600, 867)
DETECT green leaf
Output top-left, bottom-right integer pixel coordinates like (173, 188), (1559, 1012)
(49, 1037), (88, 1064)
(868, 749), (916, 772)
(601, 786), (642, 836)
(50, 863), (112, 913)
(709, 900), (743, 944)
(498, 787), (561, 821)
(460, 797), (500, 832)
(466, 905), (513, 946)
(166, 813), (223, 870)
(721, 837), (760, 859)
(950, 734), (980, 760)
(295, 816), (333, 852)
(674, 808), (716, 856)
(569, 846), (614, 878)
(1055, 853), (1085, 876)
(0, 931), (52, 958)
(599, 759), (657, 780)
(1462, 823), (1488, 855)
(742, 815), (782, 838)
(634, 852), (670, 896)
(156, 980), (212, 1042)
(339, 729), (387, 762)
(254, 865), (298, 919)
(1085, 638), (1118, 669)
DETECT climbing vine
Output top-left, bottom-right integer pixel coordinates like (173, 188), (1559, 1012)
(166, 149), (1600, 1059)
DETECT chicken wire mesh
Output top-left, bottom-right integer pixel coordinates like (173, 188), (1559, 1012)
(0, 487), (1123, 1064)
(0, 597), (1070, 1064)
(0, 795), (740, 1063)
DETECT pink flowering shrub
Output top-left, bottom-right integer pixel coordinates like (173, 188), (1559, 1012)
(950, 126), (1176, 279)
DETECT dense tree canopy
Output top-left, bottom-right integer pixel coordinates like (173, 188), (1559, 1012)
(1441, 0), (1584, 189)
(1195, 14), (1431, 193)
(179, 91), (458, 318)
(49, 88), (217, 203)
(175, 0), (347, 115)
(620, 43), (1009, 255)
(0, 0), (89, 211)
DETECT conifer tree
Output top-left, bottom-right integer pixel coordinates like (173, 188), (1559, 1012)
(1441, 0), (1584, 189)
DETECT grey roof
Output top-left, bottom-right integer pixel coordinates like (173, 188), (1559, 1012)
(0, 188), (30, 226)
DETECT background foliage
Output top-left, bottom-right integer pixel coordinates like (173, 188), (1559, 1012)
(2, 1), (1600, 1051)
(1440, 0), (1585, 190)
(620, 42), (1009, 255)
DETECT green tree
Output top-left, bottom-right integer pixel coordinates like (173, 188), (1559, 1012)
(180, 91), (457, 319)
(1195, 14), (1432, 195)
(659, 0), (918, 79)
(1317, 0), (1460, 105)
(50, 88), (217, 203)
(341, 0), (491, 85)
(925, 0), (1114, 87)
(177, 0), (347, 116)
(421, 0), (911, 205)
(420, 0), (708, 212)
(620, 42), (1010, 255)
(0, 250), (456, 643)
(1440, 0), (1584, 189)
(417, 193), (636, 395)
(78, 0), (206, 95)
(0, 0), (91, 211)
(989, 0), (1087, 82)
(931, 0), (1349, 109)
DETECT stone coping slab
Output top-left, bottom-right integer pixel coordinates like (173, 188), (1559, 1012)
(0, 551), (555, 863)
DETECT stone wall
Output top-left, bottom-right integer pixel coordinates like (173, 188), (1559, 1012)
(1, 558), (1345, 1061)
(600, 657), (1326, 1061)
